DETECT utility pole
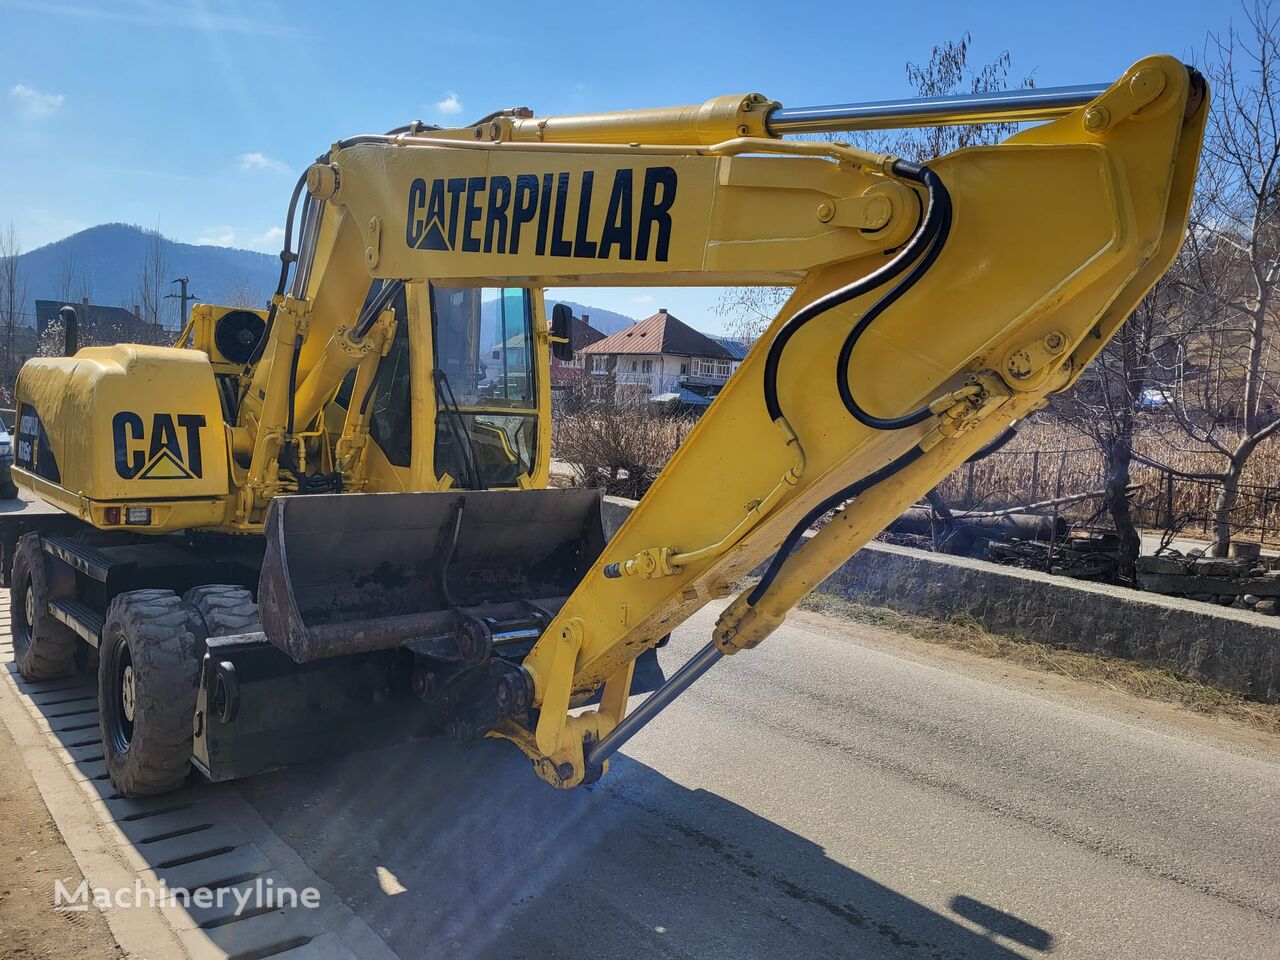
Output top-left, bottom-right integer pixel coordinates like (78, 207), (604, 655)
(165, 276), (199, 332)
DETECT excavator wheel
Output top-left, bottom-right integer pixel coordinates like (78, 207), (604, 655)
(99, 590), (204, 797)
(10, 533), (77, 680)
(183, 584), (261, 638)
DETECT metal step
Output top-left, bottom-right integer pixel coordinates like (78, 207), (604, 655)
(43, 534), (113, 582)
(49, 597), (105, 644)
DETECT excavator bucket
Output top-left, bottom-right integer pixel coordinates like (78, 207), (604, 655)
(257, 488), (605, 663)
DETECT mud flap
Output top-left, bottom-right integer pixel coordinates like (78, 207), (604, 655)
(258, 488), (607, 663)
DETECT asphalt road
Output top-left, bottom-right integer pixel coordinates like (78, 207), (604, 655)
(237, 603), (1280, 960)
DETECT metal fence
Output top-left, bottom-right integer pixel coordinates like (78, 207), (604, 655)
(937, 444), (1280, 546)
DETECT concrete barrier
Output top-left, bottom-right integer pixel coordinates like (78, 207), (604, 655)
(600, 496), (1280, 702)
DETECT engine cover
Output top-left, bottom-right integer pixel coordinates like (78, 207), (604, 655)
(14, 344), (230, 530)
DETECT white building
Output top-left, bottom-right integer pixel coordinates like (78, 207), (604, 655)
(579, 308), (743, 406)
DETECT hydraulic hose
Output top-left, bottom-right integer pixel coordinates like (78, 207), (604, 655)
(834, 161), (953, 430)
(761, 159), (948, 423)
(747, 161), (951, 610)
(965, 423), (1018, 463)
(354, 279), (405, 339)
(746, 444), (925, 606)
(285, 334), (303, 437)
(245, 170), (309, 372)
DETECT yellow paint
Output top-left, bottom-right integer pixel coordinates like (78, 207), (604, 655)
(12, 57), (1204, 790)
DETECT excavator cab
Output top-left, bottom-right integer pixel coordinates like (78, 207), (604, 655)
(331, 280), (551, 492)
(430, 285), (541, 488)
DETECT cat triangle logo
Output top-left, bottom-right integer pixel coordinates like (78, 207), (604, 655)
(137, 448), (195, 480)
(418, 213), (450, 251)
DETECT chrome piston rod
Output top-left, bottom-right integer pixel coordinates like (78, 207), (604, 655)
(767, 82), (1108, 135)
(587, 640), (724, 768)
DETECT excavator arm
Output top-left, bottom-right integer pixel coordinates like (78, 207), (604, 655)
(256, 56), (1205, 788)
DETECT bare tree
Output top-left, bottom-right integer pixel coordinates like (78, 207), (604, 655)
(56, 250), (92, 305)
(1140, 3), (1280, 554)
(135, 226), (171, 343)
(1052, 276), (1196, 580)
(225, 273), (264, 310)
(0, 221), (27, 391)
(717, 33), (1033, 343)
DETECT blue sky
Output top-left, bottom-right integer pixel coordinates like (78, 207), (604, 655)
(0, 0), (1235, 333)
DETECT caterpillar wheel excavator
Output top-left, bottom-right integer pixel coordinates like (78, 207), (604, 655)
(4, 56), (1205, 797)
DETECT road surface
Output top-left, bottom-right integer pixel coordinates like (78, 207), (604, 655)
(226, 603), (1280, 960)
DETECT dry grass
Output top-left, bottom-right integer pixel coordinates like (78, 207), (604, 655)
(936, 415), (1280, 542)
(799, 589), (1280, 734)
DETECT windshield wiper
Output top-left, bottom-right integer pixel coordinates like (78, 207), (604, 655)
(434, 370), (483, 490)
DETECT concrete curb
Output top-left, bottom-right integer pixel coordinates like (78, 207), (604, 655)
(0, 598), (400, 960)
(824, 541), (1280, 703)
(601, 495), (1280, 702)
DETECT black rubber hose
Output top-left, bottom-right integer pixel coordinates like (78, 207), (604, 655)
(384, 121), (441, 135)
(354, 280), (405, 339)
(746, 444), (926, 606)
(745, 161), (951, 609)
(762, 159), (946, 423)
(965, 424), (1018, 463)
(245, 170), (309, 372)
(834, 163), (953, 430)
(285, 334), (303, 436)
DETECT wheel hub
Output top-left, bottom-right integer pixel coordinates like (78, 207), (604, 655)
(121, 665), (136, 723)
(23, 583), (34, 628)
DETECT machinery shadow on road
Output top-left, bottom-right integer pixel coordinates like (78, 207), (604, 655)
(237, 736), (1056, 960)
(4, 654), (1055, 959)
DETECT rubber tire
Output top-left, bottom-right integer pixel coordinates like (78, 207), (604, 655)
(10, 533), (77, 680)
(183, 584), (261, 638)
(1, 482), (19, 500)
(99, 589), (203, 797)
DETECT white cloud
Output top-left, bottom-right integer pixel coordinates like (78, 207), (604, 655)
(629, 294), (656, 305)
(197, 226), (237, 247)
(433, 92), (463, 116)
(9, 84), (64, 117)
(238, 152), (290, 174)
(250, 226), (285, 249)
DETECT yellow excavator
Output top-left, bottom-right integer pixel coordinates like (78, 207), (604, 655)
(5, 56), (1204, 796)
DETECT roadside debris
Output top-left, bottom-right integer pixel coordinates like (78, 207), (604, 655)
(1135, 547), (1280, 613)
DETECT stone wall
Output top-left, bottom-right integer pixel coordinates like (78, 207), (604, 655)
(601, 497), (1280, 702)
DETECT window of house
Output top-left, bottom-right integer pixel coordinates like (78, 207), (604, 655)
(680, 363), (688, 375)
(591, 355), (609, 373)
(641, 359), (653, 374)
(631, 360), (638, 372)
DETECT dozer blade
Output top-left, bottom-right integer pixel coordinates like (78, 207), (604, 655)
(258, 488), (606, 662)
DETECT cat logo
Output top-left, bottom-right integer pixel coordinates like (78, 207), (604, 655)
(112, 412), (206, 481)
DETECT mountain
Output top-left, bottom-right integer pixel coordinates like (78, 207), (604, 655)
(15, 224), (641, 342)
(477, 298), (637, 351)
(547, 301), (636, 336)
(17, 224), (278, 323)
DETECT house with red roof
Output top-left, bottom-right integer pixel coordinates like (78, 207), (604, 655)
(578, 308), (743, 406)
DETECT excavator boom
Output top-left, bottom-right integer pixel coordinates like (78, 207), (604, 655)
(258, 57), (1206, 787)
